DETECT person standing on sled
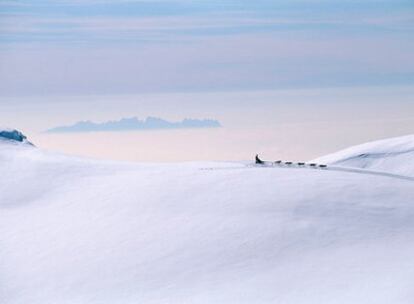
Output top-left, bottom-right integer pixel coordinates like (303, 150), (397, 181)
(255, 154), (264, 164)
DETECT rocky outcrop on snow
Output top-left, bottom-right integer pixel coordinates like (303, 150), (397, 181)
(0, 128), (33, 145)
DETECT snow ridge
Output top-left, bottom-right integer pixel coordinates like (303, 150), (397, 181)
(313, 134), (414, 177)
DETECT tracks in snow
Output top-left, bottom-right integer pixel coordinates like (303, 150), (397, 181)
(323, 165), (414, 181)
(201, 162), (414, 182)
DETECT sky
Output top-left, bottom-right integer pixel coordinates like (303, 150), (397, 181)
(0, 0), (413, 161)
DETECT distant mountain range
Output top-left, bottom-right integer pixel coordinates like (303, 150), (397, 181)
(46, 117), (222, 133)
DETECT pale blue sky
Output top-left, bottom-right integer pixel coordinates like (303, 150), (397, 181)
(1, 0), (413, 96)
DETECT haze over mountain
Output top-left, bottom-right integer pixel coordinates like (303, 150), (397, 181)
(46, 117), (221, 133)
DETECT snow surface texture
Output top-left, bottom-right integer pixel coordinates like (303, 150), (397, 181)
(313, 134), (414, 177)
(1, 132), (414, 304)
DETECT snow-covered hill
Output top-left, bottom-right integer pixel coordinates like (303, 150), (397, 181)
(313, 134), (414, 177)
(1, 131), (414, 304)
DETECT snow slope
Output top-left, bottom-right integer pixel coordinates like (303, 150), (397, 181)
(1, 134), (414, 304)
(313, 134), (414, 177)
